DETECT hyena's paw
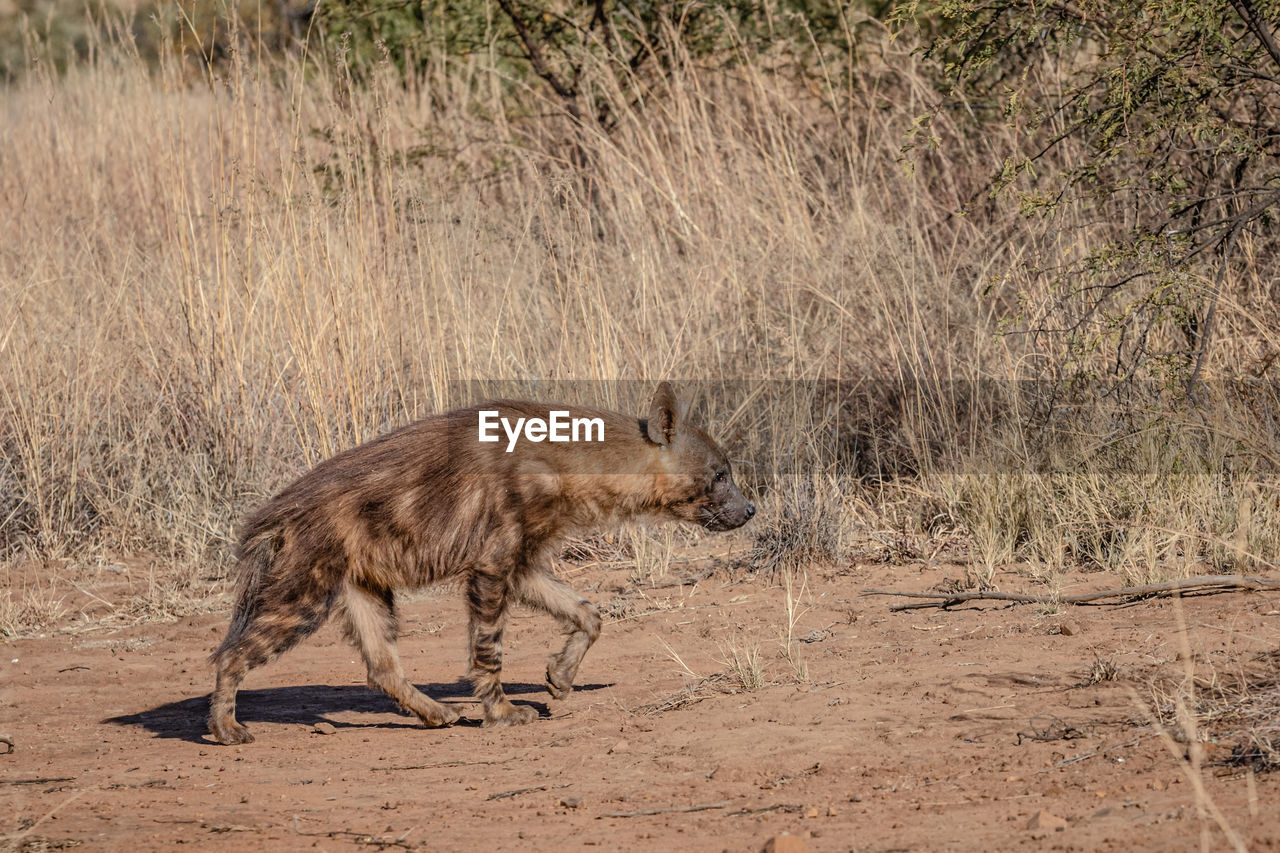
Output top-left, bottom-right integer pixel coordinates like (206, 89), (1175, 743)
(209, 718), (255, 745)
(481, 702), (539, 728)
(545, 664), (573, 700)
(393, 685), (461, 728)
(418, 704), (461, 728)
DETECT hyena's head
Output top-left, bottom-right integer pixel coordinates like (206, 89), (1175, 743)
(644, 382), (755, 532)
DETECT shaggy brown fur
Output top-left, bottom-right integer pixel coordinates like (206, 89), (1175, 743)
(208, 383), (754, 744)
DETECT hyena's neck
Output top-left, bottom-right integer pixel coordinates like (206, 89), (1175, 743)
(550, 471), (665, 529)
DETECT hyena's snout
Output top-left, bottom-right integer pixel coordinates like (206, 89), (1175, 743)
(704, 481), (756, 531)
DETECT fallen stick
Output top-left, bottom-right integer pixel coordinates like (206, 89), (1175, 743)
(0, 776), (75, 786)
(1034, 733), (1161, 773)
(291, 827), (416, 850)
(486, 785), (548, 801)
(643, 567), (716, 590)
(372, 756), (520, 772)
(597, 801), (729, 819)
(863, 574), (1280, 611)
(725, 803), (805, 817)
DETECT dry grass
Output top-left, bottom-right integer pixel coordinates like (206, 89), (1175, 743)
(1, 14), (1277, 632)
(626, 527), (675, 587)
(1227, 681), (1280, 772)
(716, 637), (766, 693)
(0, 582), (65, 638)
(1083, 655), (1126, 686)
(1152, 648), (1280, 777)
(778, 567), (810, 684)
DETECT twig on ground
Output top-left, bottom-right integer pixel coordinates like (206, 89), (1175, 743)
(485, 784), (569, 801)
(0, 776), (75, 786)
(105, 778), (172, 790)
(643, 567), (716, 590)
(1034, 733), (1161, 773)
(632, 671), (736, 716)
(1017, 715), (1087, 745)
(487, 785), (546, 801)
(0, 735), (13, 754)
(372, 756), (520, 772)
(597, 801), (729, 818)
(291, 827), (418, 850)
(863, 575), (1280, 611)
(725, 803), (805, 817)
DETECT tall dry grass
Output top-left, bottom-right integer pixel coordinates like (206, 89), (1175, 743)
(1, 18), (1276, 633)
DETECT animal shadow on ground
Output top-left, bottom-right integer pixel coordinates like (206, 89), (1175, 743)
(106, 680), (613, 744)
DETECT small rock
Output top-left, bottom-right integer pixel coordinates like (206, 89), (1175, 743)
(1149, 779), (1167, 791)
(825, 806), (838, 817)
(559, 797), (581, 809)
(761, 833), (810, 853)
(313, 722), (337, 735)
(804, 807), (819, 818)
(1059, 620), (1081, 636)
(608, 740), (630, 754)
(1026, 810), (1067, 831)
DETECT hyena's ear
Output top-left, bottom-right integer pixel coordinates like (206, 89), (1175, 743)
(646, 381), (681, 446)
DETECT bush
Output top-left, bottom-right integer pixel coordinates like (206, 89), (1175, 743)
(894, 0), (1280, 385)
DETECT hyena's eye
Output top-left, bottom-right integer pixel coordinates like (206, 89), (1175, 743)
(713, 470), (727, 483)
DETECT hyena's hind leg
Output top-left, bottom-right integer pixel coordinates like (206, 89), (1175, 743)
(466, 571), (539, 727)
(208, 558), (339, 745)
(336, 580), (459, 728)
(513, 569), (602, 700)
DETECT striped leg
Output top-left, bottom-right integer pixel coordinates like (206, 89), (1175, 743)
(208, 570), (337, 745)
(466, 570), (538, 727)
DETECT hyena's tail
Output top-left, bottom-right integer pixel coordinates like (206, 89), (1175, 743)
(209, 531), (279, 665)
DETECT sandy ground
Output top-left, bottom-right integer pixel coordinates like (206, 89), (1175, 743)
(3, 550), (1278, 852)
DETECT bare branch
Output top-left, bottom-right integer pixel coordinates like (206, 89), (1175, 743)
(1227, 0), (1280, 76)
(862, 575), (1280, 611)
(495, 0), (578, 106)
(597, 801), (729, 819)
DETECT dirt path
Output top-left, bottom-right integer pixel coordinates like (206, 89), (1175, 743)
(3, 559), (1277, 851)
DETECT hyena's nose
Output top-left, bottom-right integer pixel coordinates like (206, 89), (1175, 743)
(745, 503), (756, 520)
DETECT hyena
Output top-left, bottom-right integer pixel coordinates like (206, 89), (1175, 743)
(208, 383), (754, 744)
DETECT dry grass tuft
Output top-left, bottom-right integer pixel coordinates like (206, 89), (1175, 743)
(1083, 655), (1126, 686)
(1153, 652), (1280, 775)
(716, 637), (766, 693)
(0, 583), (66, 638)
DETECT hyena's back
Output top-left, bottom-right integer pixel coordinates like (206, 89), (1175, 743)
(239, 413), (498, 586)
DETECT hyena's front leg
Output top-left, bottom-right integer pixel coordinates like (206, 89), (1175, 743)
(513, 569), (602, 700)
(466, 571), (539, 727)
